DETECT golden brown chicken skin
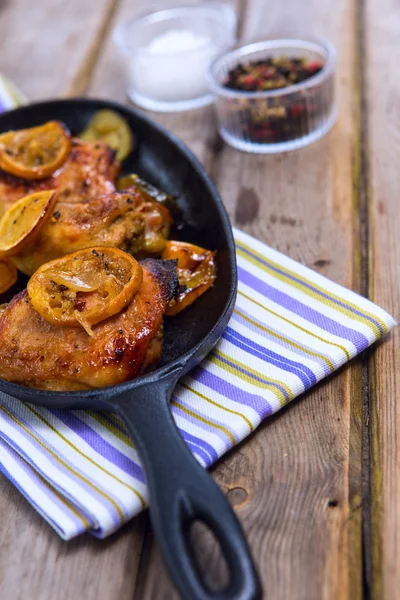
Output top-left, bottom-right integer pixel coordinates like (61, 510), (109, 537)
(0, 138), (119, 217)
(0, 138), (172, 274)
(0, 259), (178, 391)
(11, 186), (172, 275)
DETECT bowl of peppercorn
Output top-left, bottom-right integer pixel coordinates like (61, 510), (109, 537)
(208, 38), (336, 153)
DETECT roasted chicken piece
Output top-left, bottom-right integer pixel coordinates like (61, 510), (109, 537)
(0, 258), (17, 294)
(11, 185), (172, 275)
(0, 138), (172, 274)
(0, 138), (118, 217)
(0, 259), (178, 391)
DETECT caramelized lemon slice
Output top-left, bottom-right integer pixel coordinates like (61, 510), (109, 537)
(0, 190), (57, 257)
(28, 247), (143, 335)
(79, 110), (133, 161)
(0, 121), (72, 179)
(0, 259), (17, 293)
(161, 241), (216, 316)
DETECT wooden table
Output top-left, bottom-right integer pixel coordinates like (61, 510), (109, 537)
(0, 0), (399, 598)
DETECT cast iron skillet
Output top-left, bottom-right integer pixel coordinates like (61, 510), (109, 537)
(0, 99), (261, 600)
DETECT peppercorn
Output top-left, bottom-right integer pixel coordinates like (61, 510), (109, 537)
(224, 56), (324, 92)
(223, 55), (325, 145)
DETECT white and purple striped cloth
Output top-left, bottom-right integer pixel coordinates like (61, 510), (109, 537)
(0, 74), (26, 111)
(0, 78), (396, 539)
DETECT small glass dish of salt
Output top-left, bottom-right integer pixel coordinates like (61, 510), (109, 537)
(113, 4), (236, 112)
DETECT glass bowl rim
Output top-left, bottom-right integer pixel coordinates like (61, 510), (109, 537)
(208, 38), (336, 99)
(113, 5), (236, 60)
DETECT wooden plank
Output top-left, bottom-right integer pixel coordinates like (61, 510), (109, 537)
(0, 2), (148, 599)
(0, 477), (147, 600)
(364, 1), (400, 598)
(0, 0), (118, 101)
(64, 0), (120, 97)
(0, 1), (366, 599)
(90, 0), (364, 597)
(207, 4), (364, 596)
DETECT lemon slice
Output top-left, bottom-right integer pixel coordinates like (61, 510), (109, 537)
(79, 110), (133, 161)
(161, 241), (216, 315)
(28, 247), (143, 335)
(0, 121), (72, 179)
(0, 190), (57, 257)
(0, 259), (17, 293)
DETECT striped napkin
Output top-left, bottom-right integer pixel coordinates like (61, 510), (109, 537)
(0, 74), (26, 110)
(0, 78), (396, 540)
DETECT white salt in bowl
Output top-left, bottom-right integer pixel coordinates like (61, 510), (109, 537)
(113, 5), (236, 112)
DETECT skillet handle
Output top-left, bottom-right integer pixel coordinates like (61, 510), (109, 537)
(114, 369), (262, 600)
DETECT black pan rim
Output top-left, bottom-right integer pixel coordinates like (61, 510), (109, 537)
(0, 97), (237, 400)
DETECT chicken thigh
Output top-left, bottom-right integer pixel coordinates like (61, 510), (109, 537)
(0, 139), (172, 274)
(0, 138), (118, 216)
(12, 186), (172, 275)
(0, 259), (177, 391)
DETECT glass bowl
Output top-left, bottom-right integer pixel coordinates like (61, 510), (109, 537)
(208, 38), (336, 153)
(114, 4), (236, 112)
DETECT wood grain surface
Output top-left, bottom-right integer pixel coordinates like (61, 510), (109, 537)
(0, 0), (117, 100)
(364, 1), (400, 598)
(91, 1), (364, 599)
(0, 0), (398, 599)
